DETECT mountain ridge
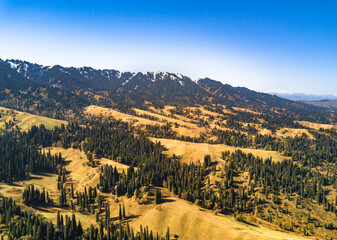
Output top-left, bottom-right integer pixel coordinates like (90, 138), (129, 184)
(1, 58), (334, 123)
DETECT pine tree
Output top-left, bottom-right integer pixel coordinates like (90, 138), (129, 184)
(155, 189), (162, 204)
(57, 210), (61, 228)
(166, 227), (170, 240)
(36, 225), (43, 240)
(122, 203), (126, 219)
(119, 204), (122, 220)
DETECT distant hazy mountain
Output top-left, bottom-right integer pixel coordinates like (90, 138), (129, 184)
(269, 92), (337, 101)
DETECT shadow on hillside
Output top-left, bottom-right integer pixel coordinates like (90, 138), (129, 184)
(31, 172), (54, 178)
(111, 214), (141, 222)
(30, 204), (54, 213)
(161, 198), (175, 203)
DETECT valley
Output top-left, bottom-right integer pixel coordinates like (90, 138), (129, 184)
(0, 58), (337, 239)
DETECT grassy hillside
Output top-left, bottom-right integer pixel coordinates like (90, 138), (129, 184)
(151, 138), (288, 164)
(0, 147), (312, 240)
(0, 106), (68, 130)
(2, 105), (337, 239)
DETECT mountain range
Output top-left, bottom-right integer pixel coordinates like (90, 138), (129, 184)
(0, 58), (334, 122)
(269, 92), (337, 101)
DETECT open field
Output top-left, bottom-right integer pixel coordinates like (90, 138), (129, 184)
(85, 105), (164, 127)
(232, 107), (261, 115)
(151, 137), (289, 164)
(0, 106), (67, 130)
(276, 127), (314, 139)
(133, 108), (206, 137)
(0, 172), (98, 228)
(298, 120), (337, 130)
(46, 147), (130, 192)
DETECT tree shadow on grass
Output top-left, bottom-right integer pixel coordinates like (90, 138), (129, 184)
(161, 198), (176, 203)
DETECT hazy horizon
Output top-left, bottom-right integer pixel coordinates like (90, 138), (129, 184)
(0, 1), (336, 95)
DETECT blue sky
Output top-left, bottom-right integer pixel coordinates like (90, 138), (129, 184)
(0, 1), (336, 94)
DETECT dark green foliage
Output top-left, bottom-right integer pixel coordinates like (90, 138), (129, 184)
(155, 189), (162, 204)
(1, 197), (167, 240)
(203, 155), (211, 169)
(0, 127), (62, 183)
(22, 184), (53, 205)
(75, 186), (98, 213)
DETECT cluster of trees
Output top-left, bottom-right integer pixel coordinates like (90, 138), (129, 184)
(22, 185), (53, 205)
(261, 113), (303, 132)
(144, 123), (177, 139)
(57, 166), (68, 207)
(211, 128), (337, 169)
(95, 138), (248, 214)
(0, 129), (63, 183)
(42, 119), (162, 168)
(1, 197), (167, 240)
(167, 104), (309, 132)
(0, 197), (81, 240)
(0, 83), (89, 120)
(227, 150), (337, 216)
(74, 186), (98, 213)
(96, 133), (337, 221)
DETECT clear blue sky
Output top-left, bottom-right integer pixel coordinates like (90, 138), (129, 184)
(0, 0), (336, 94)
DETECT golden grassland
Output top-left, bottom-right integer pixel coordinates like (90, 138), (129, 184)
(232, 107), (261, 115)
(151, 137), (289, 164)
(133, 108), (205, 138)
(125, 188), (311, 240)
(0, 147), (130, 229)
(85, 105), (316, 142)
(275, 128), (314, 139)
(85, 105), (206, 138)
(46, 147), (130, 192)
(0, 106), (67, 131)
(298, 120), (337, 130)
(85, 105), (164, 127)
(0, 147), (314, 240)
(0, 172), (98, 229)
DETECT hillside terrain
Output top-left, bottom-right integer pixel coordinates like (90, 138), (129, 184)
(0, 106), (67, 131)
(304, 99), (337, 110)
(1, 58), (337, 239)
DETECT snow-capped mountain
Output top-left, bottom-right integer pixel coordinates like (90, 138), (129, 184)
(5, 59), (192, 92)
(5, 59), (49, 81)
(0, 58), (329, 117)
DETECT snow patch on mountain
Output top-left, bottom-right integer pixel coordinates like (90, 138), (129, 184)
(7, 61), (19, 69)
